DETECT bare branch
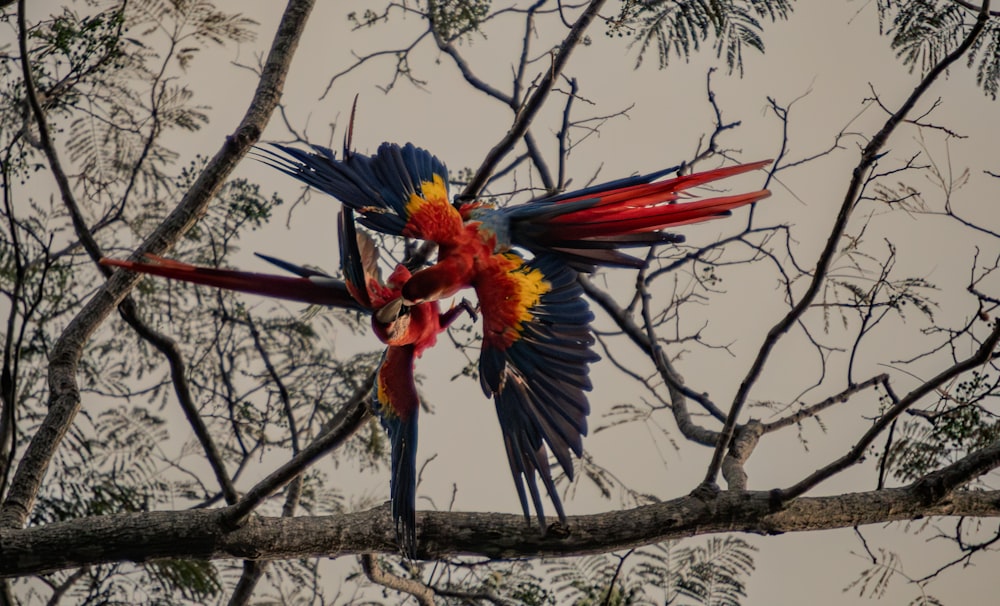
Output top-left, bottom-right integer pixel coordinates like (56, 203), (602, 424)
(781, 319), (1000, 501)
(462, 0), (609, 198)
(224, 377), (373, 526)
(762, 374), (889, 433)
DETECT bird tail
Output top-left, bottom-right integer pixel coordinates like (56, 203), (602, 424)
(100, 255), (366, 310)
(373, 345), (421, 559)
(384, 410), (419, 559)
(509, 160), (771, 270)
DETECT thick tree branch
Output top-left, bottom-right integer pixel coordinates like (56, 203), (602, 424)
(18, 0), (240, 509)
(2, 483), (999, 578)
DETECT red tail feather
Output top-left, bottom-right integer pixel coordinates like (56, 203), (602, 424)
(551, 189), (771, 240)
(100, 256), (362, 309)
(546, 160), (771, 240)
(551, 159), (771, 210)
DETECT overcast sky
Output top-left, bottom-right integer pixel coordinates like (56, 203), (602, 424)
(27, 0), (1000, 603)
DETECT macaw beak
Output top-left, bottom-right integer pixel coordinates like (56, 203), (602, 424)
(375, 297), (406, 325)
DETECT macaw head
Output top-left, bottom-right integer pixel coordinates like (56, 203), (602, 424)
(373, 298), (411, 346)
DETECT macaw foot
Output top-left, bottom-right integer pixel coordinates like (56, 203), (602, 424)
(439, 298), (478, 328)
(545, 520), (571, 539)
(457, 297), (479, 322)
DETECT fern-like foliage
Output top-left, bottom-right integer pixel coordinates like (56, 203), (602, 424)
(876, 0), (1000, 99)
(969, 19), (1000, 99)
(607, 0), (794, 75)
(886, 371), (1000, 482)
(845, 548), (903, 599)
(541, 537), (756, 605)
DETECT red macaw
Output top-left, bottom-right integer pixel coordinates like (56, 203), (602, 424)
(261, 142), (772, 533)
(338, 208), (474, 558)
(102, 210), (470, 558)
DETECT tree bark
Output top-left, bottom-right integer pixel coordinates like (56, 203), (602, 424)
(2, 486), (998, 578)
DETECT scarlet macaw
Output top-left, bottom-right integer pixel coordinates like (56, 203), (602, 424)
(338, 208), (475, 557)
(261, 142), (771, 533)
(103, 210), (469, 558)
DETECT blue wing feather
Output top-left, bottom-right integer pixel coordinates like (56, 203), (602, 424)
(479, 255), (598, 528)
(524, 164), (683, 206)
(338, 209), (374, 309)
(253, 253), (332, 279)
(259, 142), (449, 238)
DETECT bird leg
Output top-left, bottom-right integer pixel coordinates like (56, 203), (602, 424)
(440, 298), (479, 327)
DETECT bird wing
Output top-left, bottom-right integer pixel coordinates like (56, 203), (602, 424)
(262, 142), (463, 245)
(475, 253), (597, 527)
(100, 255), (366, 311)
(338, 208), (383, 309)
(373, 344), (421, 558)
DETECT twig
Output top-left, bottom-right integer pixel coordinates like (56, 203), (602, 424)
(361, 554), (436, 606)
(762, 374), (888, 432)
(223, 375), (373, 526)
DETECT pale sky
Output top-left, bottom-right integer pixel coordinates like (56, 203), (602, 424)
(28, 0), (1000, 603)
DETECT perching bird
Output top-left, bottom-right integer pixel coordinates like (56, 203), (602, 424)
(338, 208), (475, 557)
(103, 210), (471, 558)
(260, 142), (772, 534)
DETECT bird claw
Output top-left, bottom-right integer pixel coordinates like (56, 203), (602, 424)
(545, 520), (571, 539)
(457, 298), (479, 322)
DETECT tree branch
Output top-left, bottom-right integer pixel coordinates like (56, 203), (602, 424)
(223, 375), (373, 526)
(461, 0), (608, 198)
(580, 275), (722, 446)
(3, 483), (1000, 578)
(361, 554), (436, 606)
(761, 374), (889, 433)
(17, 0), (241, 509)
(781, 319), (1000, 500)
